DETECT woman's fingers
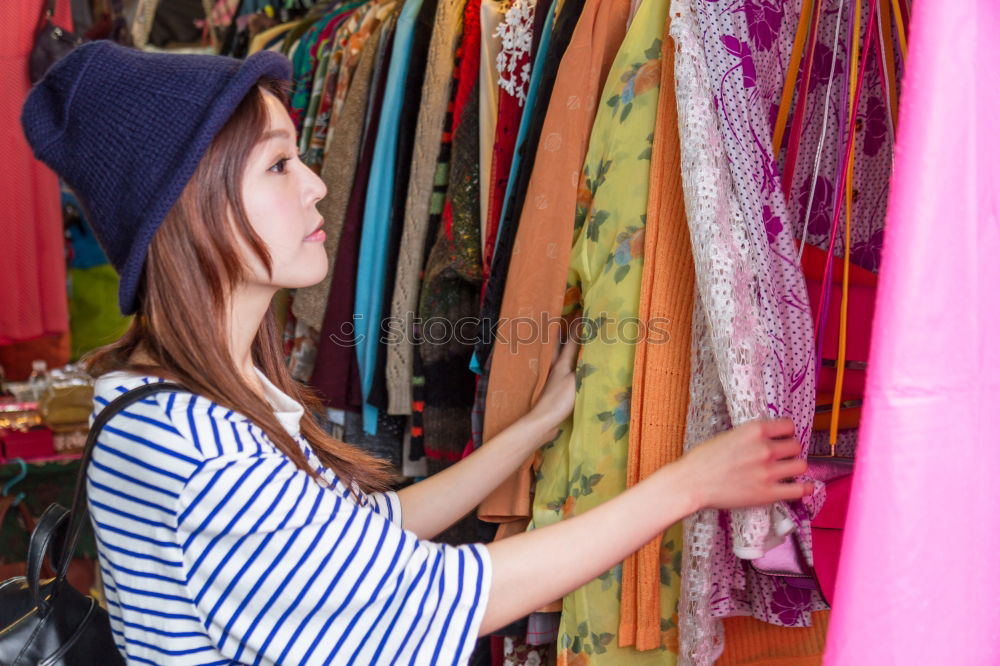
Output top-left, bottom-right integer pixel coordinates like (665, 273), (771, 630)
(759, 418), (795, 439)
(768, 457), (808, 481)
(681, 418), (814, 511)
(766, 437), (802, 461)
(771, 481), (814, 501)
(555, 336), (580, 372)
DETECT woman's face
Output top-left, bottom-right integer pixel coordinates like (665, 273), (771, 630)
(239, 90), (329, 290)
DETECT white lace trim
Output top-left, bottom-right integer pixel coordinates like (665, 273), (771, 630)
(494, 0), (536, 106)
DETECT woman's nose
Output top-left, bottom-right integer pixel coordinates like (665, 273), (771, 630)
(301, 159), (328, 203)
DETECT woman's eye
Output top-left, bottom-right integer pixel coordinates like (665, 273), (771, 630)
(269, 157), (290, 174)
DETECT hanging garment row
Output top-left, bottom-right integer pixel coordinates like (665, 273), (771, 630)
(221, 0), (907, 662)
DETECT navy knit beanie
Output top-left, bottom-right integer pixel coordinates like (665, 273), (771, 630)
(21, 41), (291, 315)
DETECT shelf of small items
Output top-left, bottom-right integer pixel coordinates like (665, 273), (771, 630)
(0, 369), (95, 569)
(1, 366), (93, 462)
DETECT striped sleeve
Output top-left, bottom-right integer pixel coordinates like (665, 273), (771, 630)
(175, 444), (490, 665)
(368, 490), (404, 527)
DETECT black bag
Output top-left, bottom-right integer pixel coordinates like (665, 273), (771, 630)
(0, 382), (184, 665)
(29, 0), (85, 85)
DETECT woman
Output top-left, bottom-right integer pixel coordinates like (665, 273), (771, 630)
(22, 42), (810, 665)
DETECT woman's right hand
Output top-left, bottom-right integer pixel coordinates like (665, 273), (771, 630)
(675, 419), (812, 511)
(481, 417), (811, 633)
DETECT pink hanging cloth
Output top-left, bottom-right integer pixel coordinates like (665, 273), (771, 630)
(824, 1), (1000, 663)
(0, 1), (71, 344)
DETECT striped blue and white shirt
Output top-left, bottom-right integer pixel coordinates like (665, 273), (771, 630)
(87, 370), (491, 665)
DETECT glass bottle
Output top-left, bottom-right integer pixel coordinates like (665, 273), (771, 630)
(27, 359), (49, 402)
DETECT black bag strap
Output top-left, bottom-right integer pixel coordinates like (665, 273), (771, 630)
(29, 382), (186, 610)
(27, 504), (69, 611)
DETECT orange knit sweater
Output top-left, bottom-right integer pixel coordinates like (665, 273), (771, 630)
(716, 611), (830, 666)
(616, 30), (696, 651)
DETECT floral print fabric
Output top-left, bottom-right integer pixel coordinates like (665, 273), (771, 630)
(530, 0), (683, 662)
(477, 0), (630, 526)
(667, 0), (898, 660)
(773, 0), (894, 268)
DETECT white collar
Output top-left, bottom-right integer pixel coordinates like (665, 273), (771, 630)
(254, 368), (303, 437)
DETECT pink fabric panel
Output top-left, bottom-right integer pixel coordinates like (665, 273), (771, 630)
(0, 0), (71, 343)
(824, 1), (1000, 663)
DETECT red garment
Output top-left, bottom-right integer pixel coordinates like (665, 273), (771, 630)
(441, 0), (481, 243)
(0, 332), (69, 381)
(482, 51), (528, 279)
(0, 1), (71, 344)
(453, 0), (481, 134)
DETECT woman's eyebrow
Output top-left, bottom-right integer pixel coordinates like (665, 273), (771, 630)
(261, 129), (292, 141)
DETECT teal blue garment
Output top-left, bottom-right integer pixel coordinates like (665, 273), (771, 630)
(63, 189), (108, 269)
(469, 0), (557, 376)
(354, 0), (424, 434)
(289, 11), (337, 129)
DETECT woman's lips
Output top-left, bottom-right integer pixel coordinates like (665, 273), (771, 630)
(304, 222), (326, 242)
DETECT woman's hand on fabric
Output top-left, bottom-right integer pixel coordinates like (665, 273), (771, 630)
(674, 419), (813, 511)
(525, 336), (579, 443)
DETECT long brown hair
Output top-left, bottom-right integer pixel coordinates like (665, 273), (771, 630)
(85, 78), (396, 494)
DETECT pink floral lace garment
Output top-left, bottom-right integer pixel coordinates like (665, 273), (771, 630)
(671, 0), (893, 662)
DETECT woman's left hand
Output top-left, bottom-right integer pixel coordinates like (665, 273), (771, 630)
(526, 336), (580, 443)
